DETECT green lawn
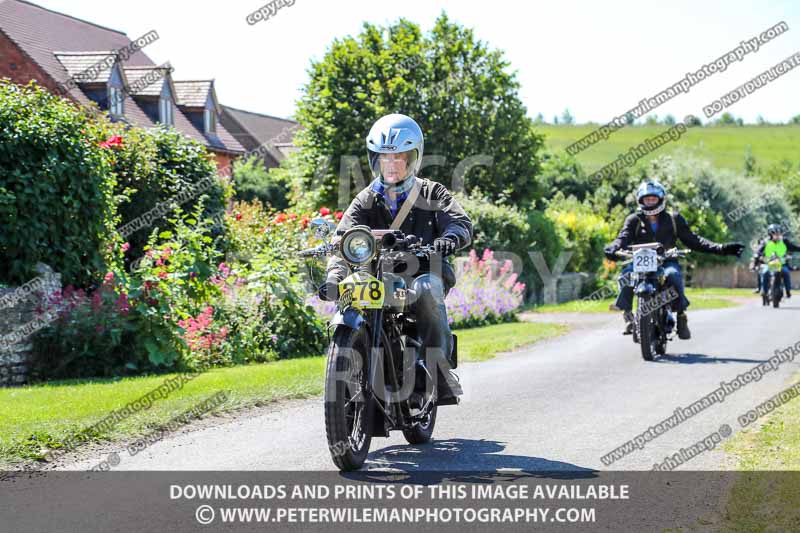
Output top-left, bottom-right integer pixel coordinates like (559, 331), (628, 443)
(0, 320), (566, 468)
(531, 287), (749, 314)
(716, 376), (800, 531)
(537, 124), (800, 174)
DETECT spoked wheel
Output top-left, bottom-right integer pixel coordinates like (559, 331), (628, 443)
(772, 277), (782, 308)
(403, 404), (437, 444)
(638, 298), (657, 361)
(324, 326), (372, 471)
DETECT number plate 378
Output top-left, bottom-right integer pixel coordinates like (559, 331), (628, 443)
(338, 272), (385, 309)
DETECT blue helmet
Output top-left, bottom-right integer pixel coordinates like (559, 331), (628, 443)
(767, 223), (782, 237)
(637, 180), (666, 216)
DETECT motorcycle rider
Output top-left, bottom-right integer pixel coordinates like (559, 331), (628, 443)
(604, 180), (744, 340)
(318, 113), (473, 399)
(754, 224), (800, 298)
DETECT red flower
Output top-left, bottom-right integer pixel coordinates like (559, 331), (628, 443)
(288, 213), (298, 220)
(300, 216), (310, 229)
(334, 211), (344, 221)
(319, 207), (331, 216)
(274, 213), (287, 223)
(157, 270), (168, 280)
(235, 213), (243, 221)
(99, 135), (123, 149)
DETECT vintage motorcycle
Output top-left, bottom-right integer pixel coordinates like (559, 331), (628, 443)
(615, 243), (690, 361)
(297, 219), (461, 471)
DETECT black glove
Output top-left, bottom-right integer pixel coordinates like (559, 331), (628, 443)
(603, 244), (619, 261)
(318, 277), (339, 302)
(433, 237), (457, 256)
(722, 243), (745, 257)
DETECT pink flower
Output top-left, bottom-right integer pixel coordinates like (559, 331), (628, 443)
(103, 272), (114, 284)
(157, 270), (168, 280)
(121, 242), (130, 252)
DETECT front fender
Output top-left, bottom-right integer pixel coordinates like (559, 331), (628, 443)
(330, 307), (365, 330)
(635, 282), (657, 297)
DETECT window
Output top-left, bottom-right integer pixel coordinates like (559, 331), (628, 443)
(159, 97), (173, 126)
(108, 86), (124, 116)
(204, 108), (216, 134)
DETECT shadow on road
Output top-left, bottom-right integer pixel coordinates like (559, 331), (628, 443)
(352, 438), (597, 482)
(654, 352), (766, 365)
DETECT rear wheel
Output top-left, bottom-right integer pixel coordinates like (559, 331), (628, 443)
(403, 404), (437, 444)
(324, 326), (372, 471)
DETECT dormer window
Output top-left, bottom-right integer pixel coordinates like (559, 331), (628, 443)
(159, 80), (174, 126)
(204, 108), (216, 134)
(108, 86), (124, 116)
(159, 96), (173, 125)
(107, 64), (125, 117)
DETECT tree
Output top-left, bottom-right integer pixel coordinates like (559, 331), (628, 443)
(716, 112), (737, 126)
(685, 115), (702, 127)
(644, 114), (659, 126)
(560, 108), (574, 125)
(790, 114), (800, 125)
(756, 115), (768, 126)
(553, 115), (559, 125)
(625, 112), (635, 126)
(233, 154), (290, 210)
(662, 114), (676, 126)
(533, 112), (546, 125)
(283, 14), (545, 208)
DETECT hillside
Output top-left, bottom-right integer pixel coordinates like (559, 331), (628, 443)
(537, 125), (800, 174)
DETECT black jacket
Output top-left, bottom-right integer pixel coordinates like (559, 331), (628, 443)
(606, 210), (727, 257)
(326, 177), (473, 282)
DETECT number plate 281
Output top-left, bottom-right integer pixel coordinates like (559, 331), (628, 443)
(633, 248), (658, 273)
(338, 272), (385, 309)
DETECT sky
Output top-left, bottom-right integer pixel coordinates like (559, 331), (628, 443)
(35, 0), (800, 123)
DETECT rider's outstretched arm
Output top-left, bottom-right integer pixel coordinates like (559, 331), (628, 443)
(674, 213), (726, 254)
(785, 238), (800, 252)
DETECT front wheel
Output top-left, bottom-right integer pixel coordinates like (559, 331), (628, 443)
(324, 326), (372, 471)
(638, 299), (657, 361)
(403, 404), (437, 444)
(772, 276), (782, 308)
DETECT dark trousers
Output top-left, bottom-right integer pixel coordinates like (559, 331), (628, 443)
(615, 260), (690, 312)
(410, 273), (453, 366)
(761, 266), (792, 294)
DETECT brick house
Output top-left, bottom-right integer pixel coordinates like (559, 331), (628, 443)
(0, 0), (245, 170)
(220, 105), (300, 170)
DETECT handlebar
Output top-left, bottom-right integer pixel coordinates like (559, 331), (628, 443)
(613, 247), (690, 262)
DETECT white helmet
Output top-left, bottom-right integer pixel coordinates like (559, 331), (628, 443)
(366, 113), (423, 180)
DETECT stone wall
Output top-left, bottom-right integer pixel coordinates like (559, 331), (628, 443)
(0, 264), (61, 386)
(691, 264), (800, 289)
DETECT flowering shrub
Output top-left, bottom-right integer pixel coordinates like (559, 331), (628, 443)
(446, 249), (526, 328)
(301, 249), (526, 330)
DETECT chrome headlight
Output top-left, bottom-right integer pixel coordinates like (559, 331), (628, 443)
(341, 226), (375, 266)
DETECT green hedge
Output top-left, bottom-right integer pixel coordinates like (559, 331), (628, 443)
(0, 81), (118, 287)
(456, 190), (561, 299)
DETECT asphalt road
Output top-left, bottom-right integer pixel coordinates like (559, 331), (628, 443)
(65, 295), (800, 472)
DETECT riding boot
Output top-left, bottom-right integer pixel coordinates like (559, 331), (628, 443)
(677, 312), (691, 340)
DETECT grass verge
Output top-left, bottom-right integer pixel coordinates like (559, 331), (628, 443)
(0, 320), (566, 468)
(714, 376), (800, 531)
(530, 288), (749, 314)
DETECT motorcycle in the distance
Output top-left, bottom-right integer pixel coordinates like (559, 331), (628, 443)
(614, 243), (690, 361)
(297, 219), (461, 471)
(761, 253), (785, 308)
